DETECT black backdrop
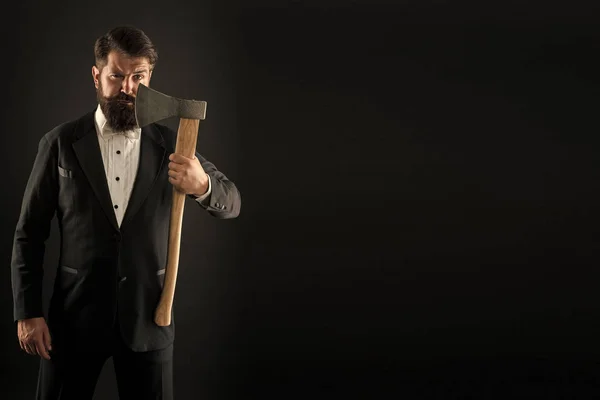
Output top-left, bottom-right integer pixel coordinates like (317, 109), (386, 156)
(2, 0), (600, 398)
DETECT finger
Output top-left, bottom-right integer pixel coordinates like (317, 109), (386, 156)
(29, 340), (39, 355)
(168, 177), (185, 192)
(167, 170), (179, 179)
(35, 338), (50, 360)
(20, 340), (31, 353)
(169, 153), (191, 164)
(168, 161), (183, 172)
(25, 342), (37, 355)
(35, 339), (51, 360)
(43, 328), (52, 352)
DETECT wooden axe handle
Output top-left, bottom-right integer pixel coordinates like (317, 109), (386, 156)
(154, 118), (200, 326)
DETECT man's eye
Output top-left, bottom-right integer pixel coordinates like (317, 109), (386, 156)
(134, 75), (144, 80)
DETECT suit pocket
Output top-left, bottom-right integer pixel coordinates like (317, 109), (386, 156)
(58, 165), (73, 178)
(58, 265), (79, 292)
(157, 268), (166, 288)
(60, 265), (78, 274)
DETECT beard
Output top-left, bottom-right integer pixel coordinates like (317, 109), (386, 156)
(96, 82), (138, 132)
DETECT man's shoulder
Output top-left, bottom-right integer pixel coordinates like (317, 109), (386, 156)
(42, 111), (95, 144)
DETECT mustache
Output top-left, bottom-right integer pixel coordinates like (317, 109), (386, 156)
(105, 92), (136, 103)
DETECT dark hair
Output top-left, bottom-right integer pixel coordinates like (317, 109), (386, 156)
(94, 26), (158, 70)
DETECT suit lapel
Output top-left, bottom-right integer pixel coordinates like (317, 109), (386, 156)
(72, 112), (120, 231)
(72, 112), (167, 232)
(121, 124), (167, 229)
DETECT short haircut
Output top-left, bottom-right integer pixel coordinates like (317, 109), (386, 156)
(94, 26), (158, 70)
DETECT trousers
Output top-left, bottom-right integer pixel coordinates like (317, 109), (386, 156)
(35, 319), (173, 400)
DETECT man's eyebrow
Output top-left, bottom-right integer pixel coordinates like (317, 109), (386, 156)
(107, 68), (148, 74)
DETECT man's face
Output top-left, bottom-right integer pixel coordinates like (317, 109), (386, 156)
(92, 50), (153, 132)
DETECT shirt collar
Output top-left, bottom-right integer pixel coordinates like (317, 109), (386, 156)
(94, 104), (141, 141)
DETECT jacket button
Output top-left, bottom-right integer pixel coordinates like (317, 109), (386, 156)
(113, 233), (121, 242)
(215, 202), (221, 208)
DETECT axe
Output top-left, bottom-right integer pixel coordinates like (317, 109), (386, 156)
(135, 83), (207, 327)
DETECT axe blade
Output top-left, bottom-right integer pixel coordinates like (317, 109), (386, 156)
(135, 84), (207, 128)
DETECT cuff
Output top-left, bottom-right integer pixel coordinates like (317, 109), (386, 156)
(193, 175), (211, 203)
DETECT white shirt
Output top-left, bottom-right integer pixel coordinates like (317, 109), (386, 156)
(93, 105), (211, 227)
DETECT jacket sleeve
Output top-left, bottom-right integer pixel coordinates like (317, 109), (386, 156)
(11, 135), (58, 321)
(190, 151), (241, 219)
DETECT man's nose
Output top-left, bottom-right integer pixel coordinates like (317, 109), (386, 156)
(121, 78), (134, 95)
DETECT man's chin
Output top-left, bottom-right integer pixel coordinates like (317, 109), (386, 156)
(107, 113), (138, 131)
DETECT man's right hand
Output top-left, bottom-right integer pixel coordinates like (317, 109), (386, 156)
(17, 317), (52, 360)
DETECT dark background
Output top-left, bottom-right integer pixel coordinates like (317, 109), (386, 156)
(2, 0), (600, 398)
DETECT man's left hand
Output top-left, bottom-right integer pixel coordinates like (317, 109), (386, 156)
(168, 153), (209, 196)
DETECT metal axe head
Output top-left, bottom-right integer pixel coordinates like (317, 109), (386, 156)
(135, 83), (207, 128)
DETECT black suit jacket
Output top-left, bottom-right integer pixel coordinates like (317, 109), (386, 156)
(11, 110), (241, 352)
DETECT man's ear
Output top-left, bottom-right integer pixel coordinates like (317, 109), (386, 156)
(92, 66), (100, 89)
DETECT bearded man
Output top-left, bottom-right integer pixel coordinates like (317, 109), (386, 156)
(11, 25), (241, 400)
